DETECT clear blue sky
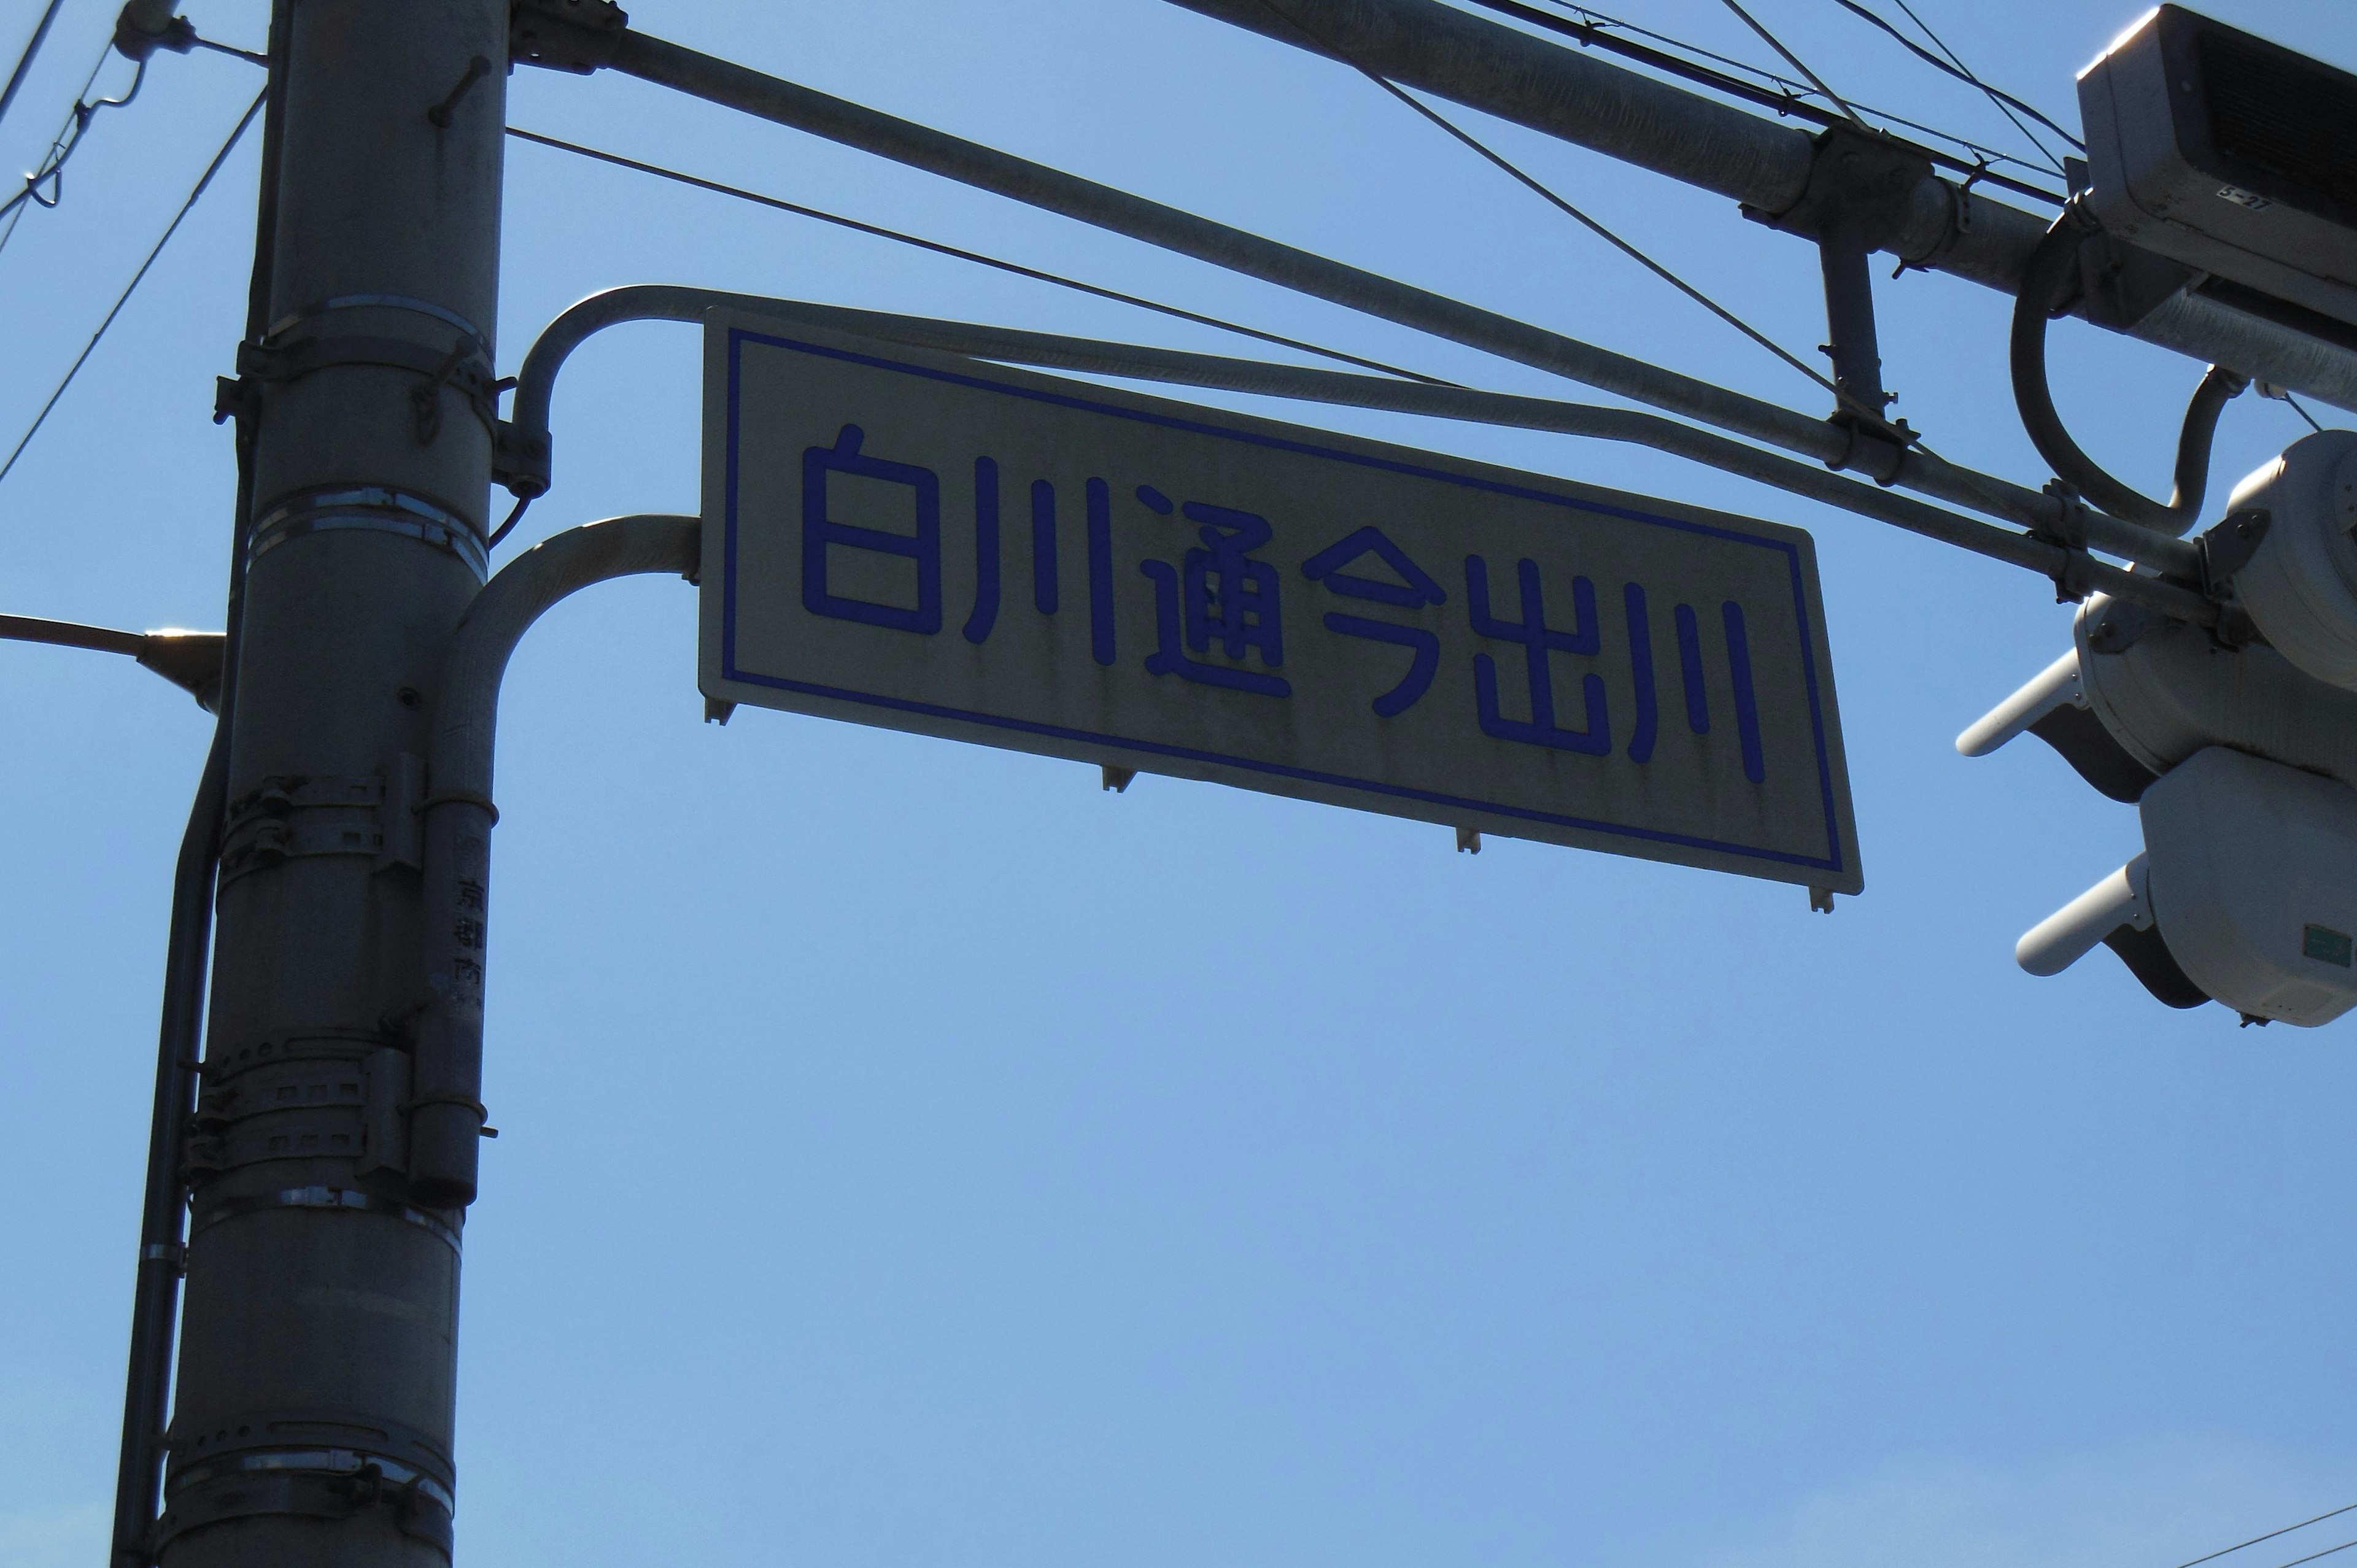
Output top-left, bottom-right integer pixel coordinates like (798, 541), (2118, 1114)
(3, 1), (2353, 1564)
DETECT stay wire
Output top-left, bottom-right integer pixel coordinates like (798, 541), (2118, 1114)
(0, 0), (66, 133)
(2173, 1503), (2357, 1568)
(1830, 0), (2079, 169)
(1385, 75), (1856, 413)
(504, 125), (1453, 388)
(1714, 0), (1867, 127)
(2284, 392), (2328, 434)
(1250, 0), (1862, 422)
(0, 87), (265, 491)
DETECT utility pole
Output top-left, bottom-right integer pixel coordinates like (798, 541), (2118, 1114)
(141, 2), (511, 1561)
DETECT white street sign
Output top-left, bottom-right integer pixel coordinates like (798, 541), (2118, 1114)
(700, 312), (1862, 894)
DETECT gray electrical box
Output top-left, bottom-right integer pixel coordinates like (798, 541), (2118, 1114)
(2078, 4), (2357, 331)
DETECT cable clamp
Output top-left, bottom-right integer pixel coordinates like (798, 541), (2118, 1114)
(511, 0), (629, 74)
(492, 420), (551, 499)
(2049, 547), (2096, 605)
(2034, 479), (2092, 551)
(1822, 412), (1911, 485)
(235, 334), (499, 444)
(212, 374), (260, 427)
(400, 1092), (487, 1119)
(2199, 506), (2272, 595)
(403, 1091), (498, 1139)
(420, 788), (500, 824)
(1744, 122), (1933, 252)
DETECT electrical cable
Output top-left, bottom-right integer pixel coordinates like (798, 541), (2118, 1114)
(487, 494), (530, 550)
(2269, 1541), (2357, 1568)
(1466, 0), (2066, 203)
(2284, 393), (2327, 434)
(506, 125), (1452, 387)
(1887, 0), (2076, 156)
(2170, 1502), (2357, 1568)
(0, 0), (66, 133)
(1714, 0), (1867, 127)
(0, 87), (265, 491)
(2009, 204), (2246, 534)
(1830, 0), (2080, 169)
(0, 37), (147, 253)
(1248, 0), (1868, 425)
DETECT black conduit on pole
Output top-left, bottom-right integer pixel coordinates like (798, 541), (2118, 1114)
(2011, 206), (2249, 537)
(108, 730), (226, 1568)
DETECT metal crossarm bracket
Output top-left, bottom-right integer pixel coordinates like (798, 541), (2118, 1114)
(2200, 507), (2274, 595)
(1750, 123), (1936, 252)
(511, 0), (627, 74)
(2071, 229), (2206, 333)
(1744, 123), (1934, 436)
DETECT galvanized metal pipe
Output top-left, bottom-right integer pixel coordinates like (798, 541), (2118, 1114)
(508, 287), (2208, 619)
(584, 38), (2197, 565)
(608, 31), (1843, 458)
(110, 730), (225, 1568)
(1155, 0), (2357, 414)
(1172, 0), (1817, 209)
(415, 515), (700, 1215)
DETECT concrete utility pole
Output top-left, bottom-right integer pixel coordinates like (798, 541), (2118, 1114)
(144, 2), (510, 1562)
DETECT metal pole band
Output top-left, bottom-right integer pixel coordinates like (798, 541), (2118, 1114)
(249, 485), (488, 577)
(266, 293), (490, 359)
(157, 1448), (455, 1558)
(190, 1186), (462, 1255)
(169, 1447), (455, 1515)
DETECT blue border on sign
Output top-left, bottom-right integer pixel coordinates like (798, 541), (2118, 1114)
(719, 326), (1847, 877)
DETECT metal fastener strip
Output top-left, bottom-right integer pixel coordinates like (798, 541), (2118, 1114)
(266, 293), (490, 359)
(168, 1446), (457, 1516)
(190, 1187), (460, 1254)
(249, 485), (487, 577)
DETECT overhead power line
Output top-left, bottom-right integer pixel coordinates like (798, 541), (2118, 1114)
(0, 37), (147, 257)
(503, 125), (1452, 386)
(1715, 0), (1868, 126)
(2172, 1502), (2357, 1568)
(1829, 0), (2081, 171)
(2271, 1541), (2357, 1568)
(1247, 0), (1859, 419)
(0, 87), (265, 491)
(1461, 0), (2066, 203)
(0, 0), (66, 133)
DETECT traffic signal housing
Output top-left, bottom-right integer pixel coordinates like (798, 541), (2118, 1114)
(1961, 432), (2357, 1025)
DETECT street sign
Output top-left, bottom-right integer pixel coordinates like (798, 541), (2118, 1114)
(700, 311), (1862, 894)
